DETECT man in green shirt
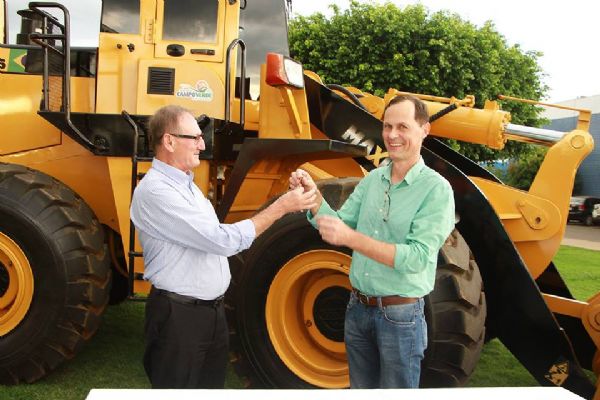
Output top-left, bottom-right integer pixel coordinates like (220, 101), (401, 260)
(289, 94), (455, 388)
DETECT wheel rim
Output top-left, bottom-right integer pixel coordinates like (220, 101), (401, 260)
(0, 232), (34, 336)
(266, 249), (351, 388)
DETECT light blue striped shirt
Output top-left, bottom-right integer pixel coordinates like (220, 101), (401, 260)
(130, 159), (255, 299)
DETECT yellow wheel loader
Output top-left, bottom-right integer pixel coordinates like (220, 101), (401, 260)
(0, 1), (598, 399)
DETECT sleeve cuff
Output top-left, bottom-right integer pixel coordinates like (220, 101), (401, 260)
(235, 219), (256, 250)
(307, 201), (336, 228)
(393, 243), (407, 270)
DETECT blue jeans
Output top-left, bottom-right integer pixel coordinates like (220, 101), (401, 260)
(344, 292), (427, 388)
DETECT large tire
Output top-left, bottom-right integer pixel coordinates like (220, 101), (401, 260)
(227, 180), (486, 388)
(0, 163), (110, 384)
(420, 229), (486, 387)
(228, 212), (352, 388)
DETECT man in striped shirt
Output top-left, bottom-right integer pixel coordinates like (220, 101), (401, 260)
(131, 105), (317, 389)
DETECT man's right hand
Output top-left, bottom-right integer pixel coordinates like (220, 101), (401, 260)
(277, 187), (318, 214)
(250, 187), (318, 237)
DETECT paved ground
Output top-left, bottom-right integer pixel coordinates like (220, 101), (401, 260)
(562, 223), (600, 251)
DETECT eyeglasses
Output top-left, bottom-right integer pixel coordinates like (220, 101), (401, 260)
(383, 180), (391, 222)
(168, 133), (204, 144)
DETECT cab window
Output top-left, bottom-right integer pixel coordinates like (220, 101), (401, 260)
(101, 0), (140, 34)
(238, 0), (290, 99)
(163, 0), (218, 43)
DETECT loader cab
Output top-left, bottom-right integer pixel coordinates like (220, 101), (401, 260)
(4, 0), (291, 114)
(96, 0), (290, 114)
(1, 0), (293, 156)
(97, 0), (231, 115)
(151, 0), (291, 99)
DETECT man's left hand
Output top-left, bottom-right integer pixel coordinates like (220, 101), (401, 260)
(316, 215), (354, 247)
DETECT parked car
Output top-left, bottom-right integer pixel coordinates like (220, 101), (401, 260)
(569, 196), (600, 226)
(593, 203), (600, 225)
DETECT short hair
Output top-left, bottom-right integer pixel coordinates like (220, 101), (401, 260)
(383, 94), (429, 125)
(148, 105), (191, 150)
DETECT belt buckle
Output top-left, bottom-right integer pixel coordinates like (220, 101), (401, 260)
(358, 291), (369, 305)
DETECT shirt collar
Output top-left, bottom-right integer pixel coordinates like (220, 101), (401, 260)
(382, 157), (425, 186)
(152, 158), (194, 186)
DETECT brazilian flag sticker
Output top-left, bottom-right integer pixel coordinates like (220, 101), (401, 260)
(9, 49), (27, 73)
(0, 48), (27, 73)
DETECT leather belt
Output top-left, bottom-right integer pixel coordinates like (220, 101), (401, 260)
(352, 288), (418, 306)
(151, 287), (224, 307)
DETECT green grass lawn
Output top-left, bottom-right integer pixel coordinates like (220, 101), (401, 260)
(552, 245), (600, 301)
(0, 245), (598, 399)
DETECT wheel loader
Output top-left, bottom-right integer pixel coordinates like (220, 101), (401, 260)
(0, 1), (598, 399)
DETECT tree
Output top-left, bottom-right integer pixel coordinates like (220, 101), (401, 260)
(489, 147), (547, 190)
(288, 1), (549, 162)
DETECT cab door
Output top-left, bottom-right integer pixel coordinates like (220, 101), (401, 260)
(136, 0), (236, 117)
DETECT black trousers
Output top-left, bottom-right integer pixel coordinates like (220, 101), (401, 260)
(143, 289), (229, 388)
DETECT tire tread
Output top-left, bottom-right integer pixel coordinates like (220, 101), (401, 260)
(0, 163), (110, 384)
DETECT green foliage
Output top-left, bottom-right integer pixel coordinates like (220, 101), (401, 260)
(483, 145), (548, 190)
(289, 1), (549, 162)
(501, 145), (547, 190)
(553, 245), (600, 301)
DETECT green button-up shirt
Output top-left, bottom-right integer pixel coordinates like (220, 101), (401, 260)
(308, 158), (455, 298)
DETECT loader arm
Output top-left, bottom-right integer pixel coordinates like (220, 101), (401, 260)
(303, 74), (596, 399)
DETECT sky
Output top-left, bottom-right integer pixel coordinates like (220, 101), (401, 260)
(6, 0), (599, 102)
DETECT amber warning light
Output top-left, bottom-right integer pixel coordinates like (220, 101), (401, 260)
(266, 53), (304, 89)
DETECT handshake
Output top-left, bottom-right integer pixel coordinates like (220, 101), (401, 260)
(288, 169), (352, 247)
(288, 168), (317, 194)
(270, 169), (322, 217)
(282, 169), (322, 215)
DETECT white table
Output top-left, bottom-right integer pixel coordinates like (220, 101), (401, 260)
(86, 387), (585, 400)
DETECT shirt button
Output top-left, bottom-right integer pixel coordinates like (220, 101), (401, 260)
(374, 230), (378, 234)
(365, 273), (369, 276)
(379, 209), (383, 212)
